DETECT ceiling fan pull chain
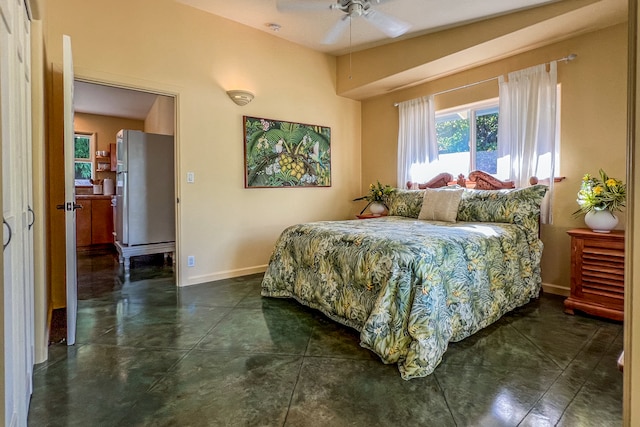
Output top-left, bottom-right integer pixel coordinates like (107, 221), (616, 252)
(349, 16), (353, 80)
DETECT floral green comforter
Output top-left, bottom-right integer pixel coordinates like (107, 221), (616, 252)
(261, 216), (543, 380)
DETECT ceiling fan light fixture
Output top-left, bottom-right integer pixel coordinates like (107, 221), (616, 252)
(348, 1), (365, 17)
(279, 0), (411, 45)
(226, 90), (254, 106)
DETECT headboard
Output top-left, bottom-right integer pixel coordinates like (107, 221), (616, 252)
(406, 172), (454, 190)
(468, 170), (515, 189)
(410, 170), (518, 190)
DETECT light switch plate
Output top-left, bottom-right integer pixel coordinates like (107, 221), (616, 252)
(187, 172), (195, 183)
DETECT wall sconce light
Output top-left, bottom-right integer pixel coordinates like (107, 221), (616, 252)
(226, 90), (254, 106)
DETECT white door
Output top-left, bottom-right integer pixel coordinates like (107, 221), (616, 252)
(62, 34), (78, 346)
(18, 0), (34, 395)
(1, 0), (33, 424)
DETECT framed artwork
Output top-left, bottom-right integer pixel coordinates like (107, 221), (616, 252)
(243, 116), (331, 188)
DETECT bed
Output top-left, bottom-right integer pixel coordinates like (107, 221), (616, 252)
(261, 172), (548, 379)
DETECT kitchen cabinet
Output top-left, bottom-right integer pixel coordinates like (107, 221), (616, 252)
(76, 201), (92, 247)
(76, 196), (114, 247)
(91, 198), (114, 244)
(96, 155), (111, 172)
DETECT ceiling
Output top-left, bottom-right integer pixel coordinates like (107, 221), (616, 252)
(75, 0), (626, 117)
(176, 0), (562, 56)
(74, 81), (161, 120)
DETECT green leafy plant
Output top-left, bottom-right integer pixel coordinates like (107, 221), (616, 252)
(573, 169), (626, 216)
(353, 181), (394, 214)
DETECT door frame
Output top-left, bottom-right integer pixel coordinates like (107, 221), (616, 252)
(68, 72), (181, 286)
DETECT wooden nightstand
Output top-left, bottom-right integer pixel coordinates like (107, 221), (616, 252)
(356, 213), (386, 219)
(564, 228), (624, 321)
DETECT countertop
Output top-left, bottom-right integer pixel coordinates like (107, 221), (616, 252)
(76, 194), (114, 200)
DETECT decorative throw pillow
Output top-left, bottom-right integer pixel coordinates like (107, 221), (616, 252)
(418, 188), (464, 222)
(384, 189), (425, 218)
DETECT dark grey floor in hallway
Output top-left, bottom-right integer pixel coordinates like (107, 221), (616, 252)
(28, 252), (623, 426)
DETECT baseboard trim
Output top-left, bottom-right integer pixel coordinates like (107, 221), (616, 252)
(183, 264), (268, 287)
(183, 269), (571, 297)
(542, 282), (570, 297)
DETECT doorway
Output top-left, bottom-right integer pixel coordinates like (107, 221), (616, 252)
(50, 80), (178, 343)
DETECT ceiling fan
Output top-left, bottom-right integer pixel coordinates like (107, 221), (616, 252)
(277, 0), (411, 45)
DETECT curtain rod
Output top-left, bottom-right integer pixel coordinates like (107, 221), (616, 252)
(393, 53), (577, 107)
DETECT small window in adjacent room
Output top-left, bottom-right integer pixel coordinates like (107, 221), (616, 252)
(74, 133), (94, 186)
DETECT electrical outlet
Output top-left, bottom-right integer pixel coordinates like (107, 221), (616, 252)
(187, 172), (195, 183)
(187, 256), (195, 267)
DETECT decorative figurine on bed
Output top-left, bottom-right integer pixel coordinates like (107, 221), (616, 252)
(353, 181), (394, 215)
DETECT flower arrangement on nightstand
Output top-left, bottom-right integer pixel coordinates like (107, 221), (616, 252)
(353, 181), (394, 216)
(573, 169), (625, 233)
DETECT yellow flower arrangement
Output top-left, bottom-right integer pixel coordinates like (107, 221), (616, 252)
(573, 169), (626, 216)
(353, 181), (395, 214)
(353, 181), (394, 204)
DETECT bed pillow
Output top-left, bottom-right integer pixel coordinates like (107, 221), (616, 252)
(456, 184), (548, 234)
(384, 189), (425, 218)
(418, 188), (464, 222)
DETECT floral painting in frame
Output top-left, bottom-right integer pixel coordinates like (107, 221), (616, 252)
(243, 116), (331, 188)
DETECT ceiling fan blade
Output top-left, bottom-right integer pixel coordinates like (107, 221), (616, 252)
(322, 15), (351, 45)
(363, 9), (410, 38)
(368, 0), (398, 5)
(277, 1), (336, 12)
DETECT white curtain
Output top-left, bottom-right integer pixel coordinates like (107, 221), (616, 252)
(498, 61), (558, 223)
(397, 95), (438, 188)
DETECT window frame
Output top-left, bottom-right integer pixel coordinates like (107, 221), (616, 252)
(434, 97), (499, 176)
(74, 132), (95, 186)
(410, 89), (561, 184)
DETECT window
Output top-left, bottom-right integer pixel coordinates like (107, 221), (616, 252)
(74, 133), (94, 186)
(410, 99), (499, 182)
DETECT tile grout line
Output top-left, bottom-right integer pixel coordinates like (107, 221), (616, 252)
(433, 372), (459, 426)
(554, 325), (625, 425)
(509, 321), (594, 425)
(119, 303), (245, 421)
(507, 322), (565, 371)
(281, 319), (315, 427)
(517, 323), (611, 425)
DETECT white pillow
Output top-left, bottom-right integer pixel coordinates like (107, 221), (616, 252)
(418, 188), (464, 222)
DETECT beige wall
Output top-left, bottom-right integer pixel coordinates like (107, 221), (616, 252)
(74, 113), (143, 151)
(145, 96), (174, 136)
(44, 0), (361, 288)
(360, 23), (628, 293)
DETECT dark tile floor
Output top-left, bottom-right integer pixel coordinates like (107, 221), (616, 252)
(28, 252), (623, 426)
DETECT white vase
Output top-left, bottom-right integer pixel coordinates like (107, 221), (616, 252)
(369, 202), (386, 215)
(584, 209), (619, 233)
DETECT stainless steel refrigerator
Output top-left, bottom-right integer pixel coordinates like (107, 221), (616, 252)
(115, 129), (175, 246)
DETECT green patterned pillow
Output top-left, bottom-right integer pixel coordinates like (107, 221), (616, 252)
(384, 189), (425, 218)
(456, 184), (548, 234)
